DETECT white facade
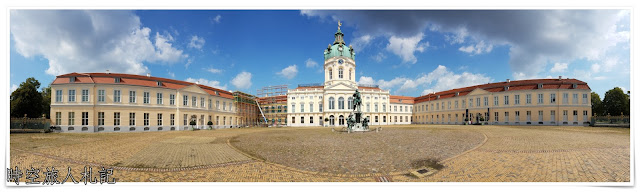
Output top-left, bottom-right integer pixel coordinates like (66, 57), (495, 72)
(287, 23), (408, 127)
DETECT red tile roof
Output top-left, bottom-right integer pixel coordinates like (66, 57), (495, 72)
(390, 95), (415, 104)
(414, 78), (590, 104)
(53, 72), (234, 99)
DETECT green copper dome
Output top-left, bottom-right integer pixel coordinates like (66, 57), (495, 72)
(324, 22), (355, 61)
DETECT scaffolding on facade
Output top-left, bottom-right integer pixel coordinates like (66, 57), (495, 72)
(257, 85), (288, 97)
(233, 91), (260, 127)
(256, 85), (289, 127)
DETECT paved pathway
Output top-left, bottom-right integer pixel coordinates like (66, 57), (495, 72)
(9, 125), (630, 182)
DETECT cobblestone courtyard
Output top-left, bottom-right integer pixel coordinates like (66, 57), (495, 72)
(9, 125), (630, 182)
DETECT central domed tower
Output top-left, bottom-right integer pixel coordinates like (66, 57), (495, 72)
(323, 21), (356, 87)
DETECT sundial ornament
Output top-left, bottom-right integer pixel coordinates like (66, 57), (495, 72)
(346, 89), (370, 132)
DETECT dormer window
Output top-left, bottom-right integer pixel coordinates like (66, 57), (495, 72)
(572, 84), (577, 89)
(69, 77), (76, 83)
(455, 92), (459, 96)
(115, 77), (121, 83)
(156, 81), (162, 87)
(538, 83), (543, 89)
(504, 86), (509, 91)
(436, 95), (440, 99)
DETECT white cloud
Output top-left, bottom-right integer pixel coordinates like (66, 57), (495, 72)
(10, 10), (188, 76)
(231, 71), (252, 89)
(305, 58), (318, 68)
(371, 52), (386, 62)
(385, 33), (429, 64)
(602, 57), (619, 72)
(167, 72), (175, 78)
(185, 59), (193, 69)
(10, 84), (18, 93)
(360, 65), (491, 95)
(550, 62), (568, 73)
(206, 67), (223, 74)
(185, 78), (227, 90)
(211, 15), (222, 24)
(188, 35), (205, 50)
(458, 40), (493, 55)
(277, 65), (298, 79)
(591, 63), (601, 72)
(351, 35), (372, 50)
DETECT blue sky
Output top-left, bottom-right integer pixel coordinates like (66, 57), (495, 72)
(10, 10), (630, 97)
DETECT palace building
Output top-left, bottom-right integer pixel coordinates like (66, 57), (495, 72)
(49, 22), (592, 132)
(50, 72), (240, 132)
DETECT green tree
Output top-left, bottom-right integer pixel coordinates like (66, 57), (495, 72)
(10, 77), (44, 118)
(591, 92), (604, 116)
(41, 86), (51, 119)
(603, 87), (630, 116)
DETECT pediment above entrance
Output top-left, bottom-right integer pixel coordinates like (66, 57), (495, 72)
(325, 82), (357, 90)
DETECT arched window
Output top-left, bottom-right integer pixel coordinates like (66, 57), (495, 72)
(328, 68), (333, 80)
(338, 97), (345, 109)
(348, 97), (353, 110)
(329, 97), (335, 109)
(338, 68), (344, 79)
(329, 115), (335, 125)
(291, 103), (296, 113)
(349, 69), (352, 80)
(339, 115), (345, 125)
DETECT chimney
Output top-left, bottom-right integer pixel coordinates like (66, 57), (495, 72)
(106, 69), (110, 74)
(558, 76), (562, 80)
(147, 73), (151, 77)
(506, 79), (510, 83)
(195, 81), (199, 85)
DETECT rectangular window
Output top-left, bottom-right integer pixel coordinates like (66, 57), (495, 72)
(494, 112), (499, 122)
(291, 104), (296, 113)
(129, 113), (136, 126)
(319, 103), (323, 112)
(98, 90), (105, 102)
(367, 104), (371, 112)
(143, 113), (149, 126)
(216, 101), (220, 110)
(68, 112), (75, 125)
(98, 112), (104, 126)
(504, 112), (509, 122)
(538, 93), (544, 104)
(526, 94), (531, 104)
(383, 104), (386, 112)
(469, 99), (473, 108)
(563, 93), (569, 104)
(514, 95), (520, 105)
(157, 113), (163, 126)
(455, 101), (459, 108)
(157, 93), (163, 104)
(301, 103), (305, 112)
(143, 92), (150, 104)
(476, 98), (480, 107)
(55, 112), (61, 125)
(515, 111), (520, 121)
(170, 114), (175, 126)
(551, 110), (556, 122)
(583, 94), (588, 104)
(169, 94), (175, 105)
(550, 93), (556, 104)
(375, 104), (378, 112)
(301, 117), (304, 123)
(494, 96), (498, 106)
(292, 117), (295, 124)
(201, 97), (205, 107)
(448, 101), (451, 109)
(56, 90), (63, 102)
(223, 102), (226, 111)
(192, 96), (197, 107)
(538, 110), (544, 122)
(209, 99), (212, 109)
(114, 112), (120, 126)
(310, 103), (314, 112)
(81, 89), (89, 102)
(129, 91), (136, 103)
(68, 89), (76, 102)
(114, 90), (121, 103)
(183, 95), (188, 106)
(310, 116), (314, 124)
(484, 97), (488, 106)
(184, 114), (188, 125)
(573, 94), (578, 104)
(504, 95), (509, 105)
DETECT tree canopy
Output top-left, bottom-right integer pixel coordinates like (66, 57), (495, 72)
(591, 92), (604, 116)
(602, 87), (630, 116)
(10, 77), (45, 118)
